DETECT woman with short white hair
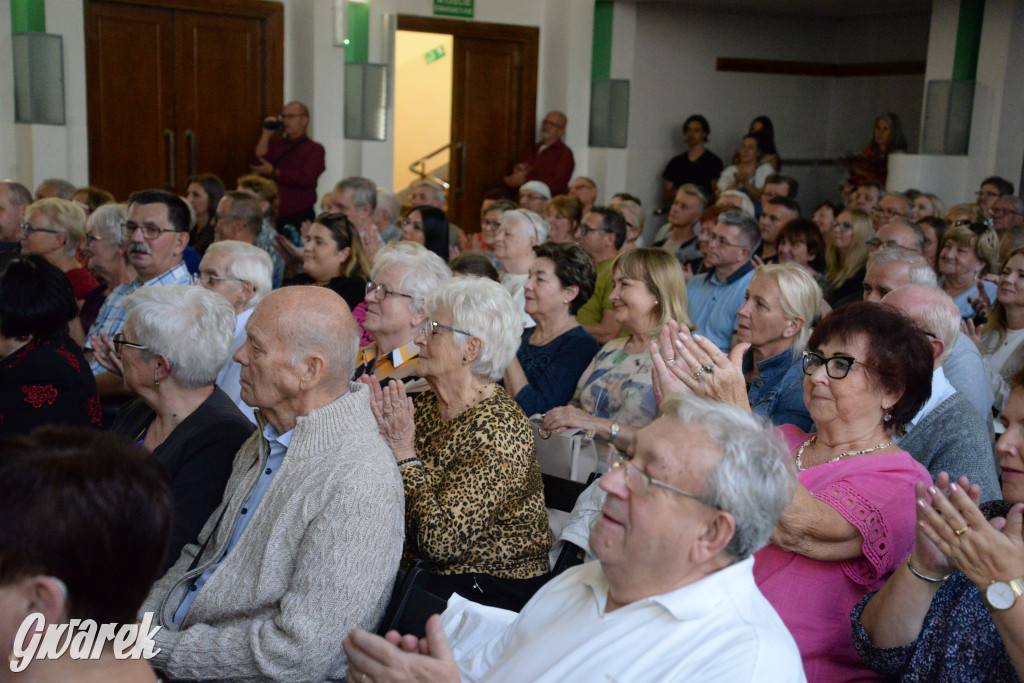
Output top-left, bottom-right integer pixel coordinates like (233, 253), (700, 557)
(81, 203), (133, 335)
(491, 209), (549, 326)
(109, 285), (254, 568)
(353, 242), (452, 388)
(362, 276), (551, 611)
(22, 198), (100, 303)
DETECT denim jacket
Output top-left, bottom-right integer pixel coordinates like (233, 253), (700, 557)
(744, 348), (814, 433)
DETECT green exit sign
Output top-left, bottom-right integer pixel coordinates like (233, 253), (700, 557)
(434, 0), (473, 19)
(425, 45), (447, 65)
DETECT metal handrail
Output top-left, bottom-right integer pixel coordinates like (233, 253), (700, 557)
(408, 143), (452, 190)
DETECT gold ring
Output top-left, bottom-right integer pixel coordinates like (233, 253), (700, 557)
(666, 358), (676, 365)
(954, 525), (970, 536)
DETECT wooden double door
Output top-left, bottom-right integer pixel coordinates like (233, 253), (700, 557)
(397, 16), (539, 233)
(85, 0), (283, 200)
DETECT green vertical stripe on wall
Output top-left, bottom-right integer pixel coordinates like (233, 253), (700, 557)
(11, 0), (45, 33)
(591, 0), (613, 81)
(345, 1), (370, 64)
(952, 0), (984, 81)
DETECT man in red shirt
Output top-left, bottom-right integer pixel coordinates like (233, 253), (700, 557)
(251, 101), (326, 231)
(504, 111), (575, 196)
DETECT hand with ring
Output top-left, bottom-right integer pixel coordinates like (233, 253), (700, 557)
(650, 320), (696, 405)
(361, 376), (417, 462)
(917, 473), (1024, 591)
(651, 321), (750, 410)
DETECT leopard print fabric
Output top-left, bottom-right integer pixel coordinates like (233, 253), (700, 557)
(401, 387), (552, 579)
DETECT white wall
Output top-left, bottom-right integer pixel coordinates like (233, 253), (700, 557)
(623, 4), (930, 239)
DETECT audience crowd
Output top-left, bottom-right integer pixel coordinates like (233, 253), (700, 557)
(3, 104), (1024, 682)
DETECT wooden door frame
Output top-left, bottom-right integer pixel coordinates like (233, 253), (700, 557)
(396, 15), (539, 148)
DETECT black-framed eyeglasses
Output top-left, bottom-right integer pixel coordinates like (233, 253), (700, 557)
(976, 190), (1001, 199)
(480, 218), (502, 234)
(607, 448), (717, 506)
(20, 223), (60, 237)
(831, 221), (854, 232)
(801, 351), (878, 379)
(122, 220), (179, 240)
(709, 234), (745, 249)
(579, 225), (607, 236)
(112, 333), (149, 357)
(197, 271), (246, 286)
(421, 320), (473, 339)
(365, 281), (417, 302)
(872, 206), (903, 218)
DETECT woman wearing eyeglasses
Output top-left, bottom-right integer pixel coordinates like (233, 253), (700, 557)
(0, 255), (100, 438)
(352, 242), (451, 389)
(285, 212), (372, 312)
(107, 286), (253, 569)
(361, 276), (551, 611)
(21, 198), (101, 308)
(491, 209), (551, 328)
(825, 207), (873, 307)
(654, 301), (934, 679)
(401, 205), (450, 263)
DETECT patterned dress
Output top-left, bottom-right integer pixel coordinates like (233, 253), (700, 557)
(403, 387), (551, 579)
(573, 337), (658, 429)
(0, 333), (101, 436)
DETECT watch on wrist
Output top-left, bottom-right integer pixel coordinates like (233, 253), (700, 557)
(609, 421), (621, 442)
(985, 578), (1024, 610)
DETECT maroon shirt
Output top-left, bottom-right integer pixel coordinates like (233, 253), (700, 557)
(252, 135), (326, 219)
(521, 139), (575, 196)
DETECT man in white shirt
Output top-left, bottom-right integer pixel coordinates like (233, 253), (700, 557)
(343, 395), (805, 682)
(195, 240), (273, 424)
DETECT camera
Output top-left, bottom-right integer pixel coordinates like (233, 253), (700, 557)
(263, 119), (286, 131)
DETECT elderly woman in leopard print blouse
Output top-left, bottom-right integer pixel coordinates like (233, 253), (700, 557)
(362, 276), (551, 612)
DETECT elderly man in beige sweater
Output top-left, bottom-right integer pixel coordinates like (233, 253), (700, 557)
(141, 286), (405, 681)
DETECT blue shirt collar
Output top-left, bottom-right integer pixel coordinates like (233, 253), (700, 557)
(721, 260), (755, 285)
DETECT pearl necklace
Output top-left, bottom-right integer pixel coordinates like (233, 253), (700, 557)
(793, 436), (893, 472)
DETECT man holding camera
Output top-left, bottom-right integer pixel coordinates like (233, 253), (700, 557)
(251, 101), (326, 231)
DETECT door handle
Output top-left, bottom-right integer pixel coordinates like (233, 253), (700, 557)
(457, 142), (466, 194)
(185, 130), (197, 177)
(163, 129), (176, 191)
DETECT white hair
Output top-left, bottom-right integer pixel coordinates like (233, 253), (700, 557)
(716, 190), (756, 217)
(204, 240), (273, 309)
(867, 247), (939, 288)
(371, 242), (452, 315)
(123, 285), (236, 389)
(86, 203), (128, 242)
(426, 276), (521, 381)
(889, 284), (960, 365)
(504, 208), (549, 244)
(410, 180), (446, 205)
(375, 189), (400, 223)
(27, 198), (87, 257)
(661, 394), (796, 562)
(755, 263), (822, 353)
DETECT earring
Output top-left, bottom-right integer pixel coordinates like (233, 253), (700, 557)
(883, 407), (892, 422)
(462, 356), (467, 362)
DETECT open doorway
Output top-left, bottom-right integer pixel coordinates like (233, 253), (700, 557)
(393, 31), (453, 198)
(394, 15), (539, 233)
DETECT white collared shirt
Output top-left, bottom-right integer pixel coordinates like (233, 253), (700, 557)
(216, 307), (256, 425)
(910, 366), (957, 428)
(448, 558), (805, 682)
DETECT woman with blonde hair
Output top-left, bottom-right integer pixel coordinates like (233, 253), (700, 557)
(22, 198), (100, 304)
(543, 248), (690, 458)
(967, 247), (1024, 413)
(543, 194), (583, 244)
(938, 221), (999, 319)
(825, 207), (872, 307)
(945, 202), (986, 228)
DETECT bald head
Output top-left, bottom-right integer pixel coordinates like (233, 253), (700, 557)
(272, 287), (358, 382)
(882, 285), (960, 366)
(540, 111), (567, 144)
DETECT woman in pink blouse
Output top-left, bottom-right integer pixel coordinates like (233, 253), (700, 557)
(655, 301), (935, 680)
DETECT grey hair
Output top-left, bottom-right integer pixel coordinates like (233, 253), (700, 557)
(334, 177), (377, 210)
(867, 247), (939, 288)
(660, 394), (796, 562)
(677, 183), (708, 211)
(39, 178), (76, 199)
(889, 285), (960, 365)
(617, 199), (645, 235)
(425, 276), (521, 381)
(204, 240), (273, 309)
(504, 209), (549, 244)
(86, 203), (128, 243)
(755, 263), (822, 353)
(716, 190), (756, 217)
(223, 191), (264, 240)
(123, 285), (236, 389)
(410, 180), (446, 205)
(26, 198), (87, 257)
(371, 242), (452, 315)
(375, 189), (400, 223)
(718, 209), (761, 251)
(0, 181), (32, 206)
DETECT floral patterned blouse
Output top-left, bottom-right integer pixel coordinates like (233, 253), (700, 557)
(573, 337), (658, 429)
